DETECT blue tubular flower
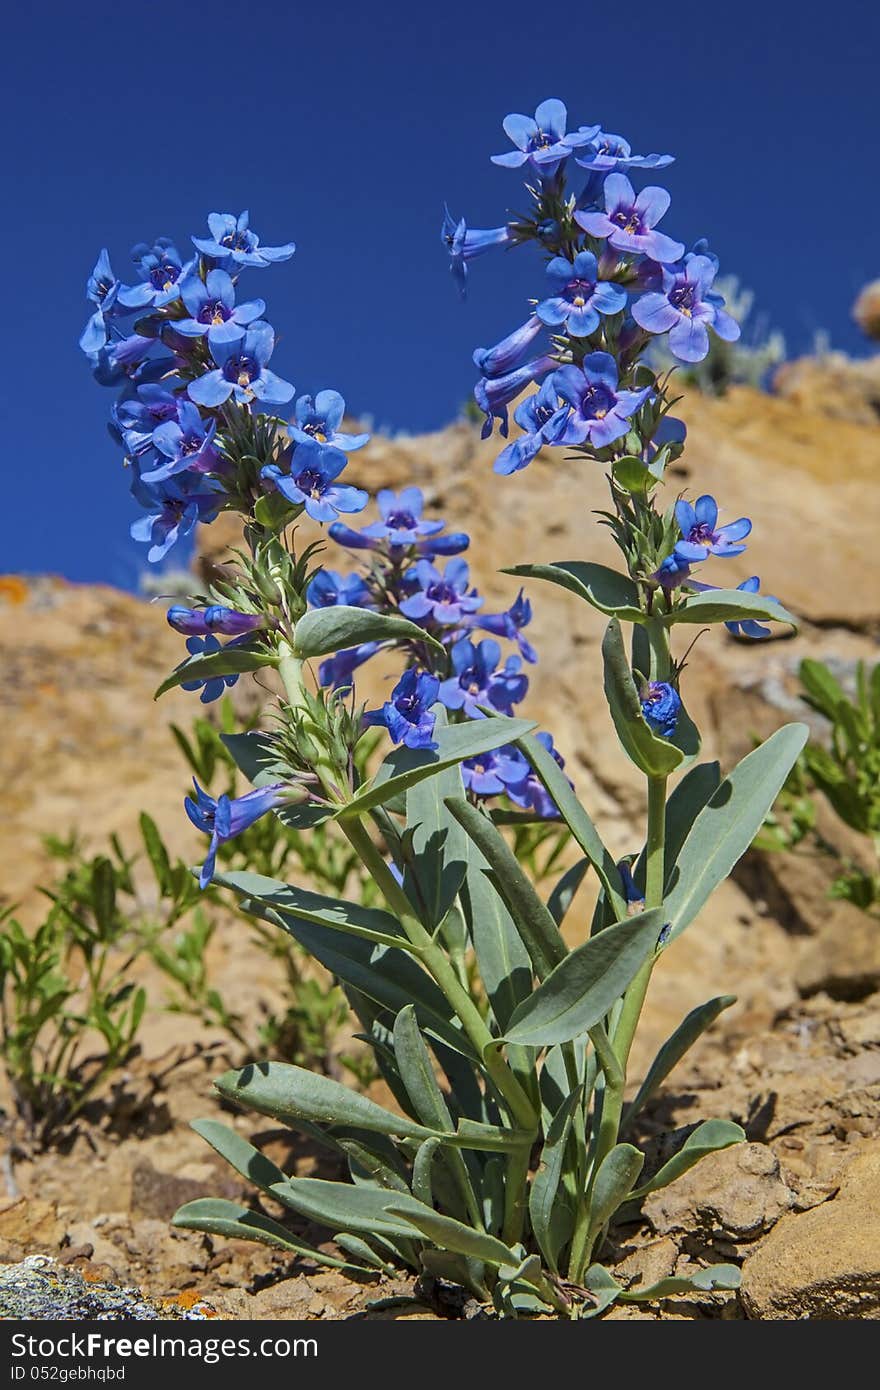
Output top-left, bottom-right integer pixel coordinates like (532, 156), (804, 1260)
(289, 390), (369, 454)
(176, 269), (266, 345)
(674, 495), (752, 562)
(641, 682), (681, 737)
(80, 249), (123, 354)
(399, 558), (482, 628)
(617, 858), (645, 907)
(261, 442), (368, 523)
(318, 642), (380, 690)
(187, 322), (294, 409)
(180, 635), (240, 704)
(575, 174), (685, 265)
(438, 637), (528, 718)
(478, 589), (537, 662)
(306, 569), (372, 608)
(204, 606), (267, 635)
(113, 385), (181, 460)
(91, 333), (166, 387)
(506, 731), (567, 817)
(359, 488), (445, 546)
(185, 779), (287, 889)
(493, 376), (571, 475)
(167, 606), (209, 636)
(724, 577), (776, 638)
(633, 253), (741, 363)
(130, 474), (221, 563)
(574, 131), (674, 173)
(364, 670), (440, 751)
(475, 354), (557, 438)
(117, 239), (194, 311)
(473, 316), (544, 377)
(192, 211), (296, 269)
(491, 99), (598, 175)
(553, 353), (651, 449)
(441, 207), (511, 296)
(536, 251), (627, 338)
(420, 532), (470, 558)
(139, 401), (218, 482)
(461, 745), (530, 799)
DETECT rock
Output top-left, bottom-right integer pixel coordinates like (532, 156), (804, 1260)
(795, 914), (880, 1000)
(130, 1159), (239, 1220)
(774, 351), (880, 428)
(741, 1142), (880, 1318)
(0, 1255), (215, 1320)
(853, 281), (880, 340)
(0, 1198), (66, 1261)
(644, 1142), (794, 1248)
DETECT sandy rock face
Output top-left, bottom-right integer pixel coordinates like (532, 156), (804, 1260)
(740, 1142), (880, 1319)
(643, 1142), (795, 1251)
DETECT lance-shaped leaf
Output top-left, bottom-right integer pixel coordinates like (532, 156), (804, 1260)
(504, 910), (664, 1048)
(333, 1234), (396, 1274)
(171, 1198), (360, 1269)
(445, 796), (566, 980)
(339, 717), (536, 819)
(589, 1144), (645, 1232)
(384, 1203), (520, 1269)
(292, 605), (444, 659)
(504, 561), (645, 623)
(155, 644), (276, 700)
(663, 723), (809, 942)
(515, 731), (625, 915)
(529, 1086), (582, 1272)
(270, 1178), (432, 1241)
(619, 1263), (741, 1301)
(582, 1264), (623, 1318)
(402, 711), (469, 928)
(602, 618), (698, 776)
(460, 839), (533, 1032)
(189, 1118), (287, 1197)
(215, 1060), (435, 1140)
(663, 589), (797, 630)
(220, 731), (330, 829)
(547, 859), (590, 927)
(213, 869), (408, 949)
(624, 996), (737, 1129)
(628, 1119), (745, 1199)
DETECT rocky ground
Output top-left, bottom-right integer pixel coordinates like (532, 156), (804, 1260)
(1, 371), (878, 1319)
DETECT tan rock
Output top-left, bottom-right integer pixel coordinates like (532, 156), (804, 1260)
(0, 1197), (66, 1259)
(644, 1142), (794, 1246)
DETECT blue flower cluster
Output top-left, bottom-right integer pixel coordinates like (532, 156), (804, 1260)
(80, 213), (370, 561)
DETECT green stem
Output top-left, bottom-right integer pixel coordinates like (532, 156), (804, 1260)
(501, 1140), (532, 1248)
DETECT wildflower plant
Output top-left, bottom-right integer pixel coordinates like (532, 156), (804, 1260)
(79, 105), (807, 1317)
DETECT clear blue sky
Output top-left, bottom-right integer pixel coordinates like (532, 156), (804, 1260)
(3, 0), (877, 586)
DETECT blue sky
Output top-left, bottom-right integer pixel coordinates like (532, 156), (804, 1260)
(3, 0), (877, 585)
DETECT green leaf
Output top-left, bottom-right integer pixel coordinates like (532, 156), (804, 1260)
(339, 717), (536, 819)
(155, 644), (275, 700)
(624, 996), (737, 1128)
(799, 658), (849, 719)
(602, 618), (694, 776)
(392, 1005), (453, 1132)
(663, 723), (809, 943)
(589, 1144), (645, 1232)
(292, 605), (443, 660)
(445, 796), (565, 981)
(402, 711), (469, 929)
(581, 1264), (623, 1317)
(504, 909), (664, 1048)
(171, 1198), (359, 1269)
(220, 732), (329, 830)
(333, 1233), (396, 1274)
(662, 761), (722, 877)
(212, 869), (408, 948)
(619, 1263), (741, 1302)
(139, 813), (171, 895)
(270, 1178), (431, 1241)
(503, 561), (645, 623)
(629, 1119), (745, 1198)
(612, 456), (657, 496)
(188, 1119), (287, 1195)
(515, 732), (625, 916)
(411, 1138), (441, 1207)
(529, 1086), (582, 1273)
(547, 860), (590, 927)
(215, 1060), (435, 1141)
(665, 589), (797, 630)
(461, 841), (533, 1032)
(384, 1203), (519, 1269)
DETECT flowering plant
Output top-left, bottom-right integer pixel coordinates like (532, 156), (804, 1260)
(79, 103), (806, 1317)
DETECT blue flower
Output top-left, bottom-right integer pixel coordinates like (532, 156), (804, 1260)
(179, 635), (240, 704)
(461, 745), (530, 798)
(289, 390), (369, 454)
(438, 637), (528, 718)
(536, 251), (627, 338)
(261, 441), (368, 523)
(575, 174), (685, 265)
(674, 495), (751, 562)
(364, 670), (440, 751)
(139, 401), (218, 482)
(506, 732), (567, 817)
(633, 253), (740, 363)
(358, 488), (445, 547)
(475, 354), (557, 439)
(441, 207), (511, 296)
(306, 569), (372, 608)
(478, 589), (537, 662)
(91, 334), (168, 388)
(553, 353), (651, 449)
(399, 558), (482, 628)
(641, 682), (681, 737)
(80, 249), (124, 354)
(318, 642), (380, 690)
(724, 577), (776, 639)
(176, 269), (266, 345)
(491, 99), (598, 175)
(185, 779), (287, 889)
(573, 131), (674, 173)
(473, 316), (545, 377)
(187, 322), (294, 409)
(617, 858), (645, 906)
(112, 385), (181, 462)
(493, 376), (571, 475)
(130, 473), (222, 563)
(167, 605), (265, 637)
(117, 239), (195, 311)
(192, 211), (296, 269)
